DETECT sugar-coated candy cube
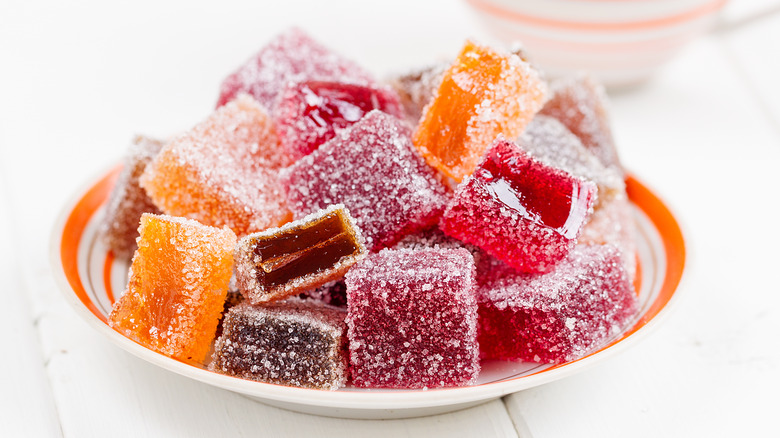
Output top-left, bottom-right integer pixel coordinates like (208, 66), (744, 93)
(441, 136), (597, 273)
(580, 195), (637, 281)
(540, 75), (622, 172)
(275, 81), (404, 160)
(388, 62), (448, 125)
(217, 28), (374, 110)
(413, 40), (546, 181)
(283, 110), (450, 251)
(99, 135), (163, 258)
(108, 214), (236, 362)
(519, 115), (625, 209)
(235, 204), (366, 304)
(211, 299), (348, 390)
(478, 244), (638, 363)
(140, 94), (291, 236)
(346, 248), (480, 388)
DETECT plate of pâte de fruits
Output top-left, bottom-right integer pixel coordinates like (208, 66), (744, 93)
(51, 28), (685, 419)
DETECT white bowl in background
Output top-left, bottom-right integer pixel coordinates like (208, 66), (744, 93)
(465, 0), (727, 89)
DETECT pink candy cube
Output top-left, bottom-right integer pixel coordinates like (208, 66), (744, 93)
(345, 248), (480, 388)
(275, 81), (404, 160)
(217, 28), (374, 110)
(282, 110), (450, 251)
(478, 244), (638, 363)
(440, 136), (596, 273)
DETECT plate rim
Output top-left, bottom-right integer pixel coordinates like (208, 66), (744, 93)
(49, 165), (686, 411)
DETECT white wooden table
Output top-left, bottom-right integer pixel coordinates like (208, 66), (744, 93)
(1, 1), (778, 436)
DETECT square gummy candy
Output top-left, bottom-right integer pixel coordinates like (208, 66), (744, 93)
(217, 28), (375, 110)
(478, 244), (638, 363)
(99, 135), (163, 258)
(518, 115), (625, 209)
(539, 75), (622, 173)
(140, 94), (291, 236)
(580, 195), (638, 281)
(282, 110), (450, 251)
(211, 299), (348, 391)
(274, 81), (404, 160)
(440, 136), (597, 273)
(234, 204), (366, 304)
(412, 40), (546, 182)
(345, 248), (480, 388)
(108, 213), (236, 363)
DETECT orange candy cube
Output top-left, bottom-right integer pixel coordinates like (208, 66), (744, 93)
(412, 41), (546, 182)
(140, 94), (291, 236)
(108, 213), (237, 362)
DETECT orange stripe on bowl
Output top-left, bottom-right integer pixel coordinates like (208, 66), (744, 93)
(466, 0), (726, 32)
(496, 30), (699, 54)
(60, 165), (122, 323)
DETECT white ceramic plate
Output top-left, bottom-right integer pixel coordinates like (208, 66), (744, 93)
(50, 165), (685, 419)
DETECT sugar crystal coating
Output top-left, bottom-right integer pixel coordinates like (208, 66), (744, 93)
(478, 244), (638, 363)
(540, 75), (622, 172)
(211, 299), (348, 390)
(140, 95), (291, 236)
(108, 214), (236, 362)
(99, 135), (164, 258)
(282, 110), (450, 250)
(580, 195), (638, 281)
(235, 204), (366, 304)
(346, 248), (480, 388)
(275, 81), (404, 160)
(217, 28), (374, 110)
(413, 40), (546, 181)
(300, 280), (347, 307)
(441, 136), (597, 273)
(519, 115), (625, 209)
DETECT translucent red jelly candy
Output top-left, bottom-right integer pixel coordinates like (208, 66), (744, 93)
(217, 28), (375, 110)
(413, 40), (546, 182)
(99, 135), (163, 258)
(478, 244), (638, 363)
(211, 299), (348, 390)
(234, 204), (366, 304)
(346, 248), (480, 388)
(140, 94), (291, 236)
(283, 110), (449, 251)
(108, 214), (236, 363)
(580, 196), (638, 281)
(275, 81), (404, 160)
(540, 75), (622, 172)
(441, 136), (597, 273)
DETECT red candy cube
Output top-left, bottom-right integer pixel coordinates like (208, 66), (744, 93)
(440, 136), (596, 273)
(275, 81), (404, 160)
(478, 244), (638, 363)
(345, 248), (480, 388)
(282, 110), (450, 251)
(217, 28), (374, 110)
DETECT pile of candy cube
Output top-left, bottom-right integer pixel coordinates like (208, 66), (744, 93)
(100, 28), (639, 391)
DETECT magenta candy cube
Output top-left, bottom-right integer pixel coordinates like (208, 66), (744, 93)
(345, 248), (480, 388)
(275, 81), (404, 160)
(440, 136), (596, 273)
(478, 244), (638, 363)
(282, 110), (450, 251)
(217, 28), (374, 110)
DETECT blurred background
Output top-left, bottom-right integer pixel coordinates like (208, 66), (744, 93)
(1, 1), (779, 437)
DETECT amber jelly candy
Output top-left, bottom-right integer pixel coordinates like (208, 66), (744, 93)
(108, 214), (236, 363)
(235, 204), (366, 304)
